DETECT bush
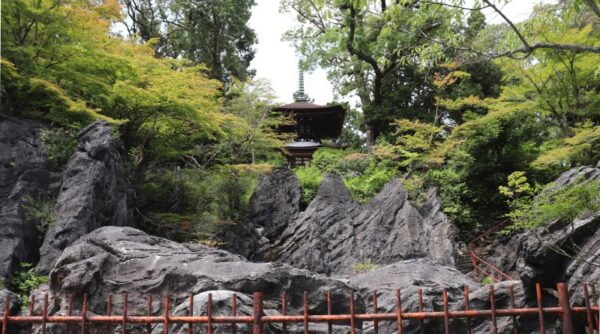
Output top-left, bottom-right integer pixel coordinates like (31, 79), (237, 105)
(344, 162), (395, 203)
(295, 165), (324, 206)
(136, 165), (265, 243)
(12, 263), (48, 306)
(22, 195), (55, 236)
(352, 261), (380, 273)
(40, 128), (78, 169)
(507, 178), (600, 229)
(294, 148), (399, 205)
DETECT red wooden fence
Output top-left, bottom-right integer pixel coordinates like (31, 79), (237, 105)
(2, 282), (599, 334)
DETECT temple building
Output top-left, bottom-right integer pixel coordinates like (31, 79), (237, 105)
(275, 68), (346, 167)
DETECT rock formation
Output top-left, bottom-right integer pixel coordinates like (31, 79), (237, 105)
(222, 171), (458, 275)
(350, 259), (479, 333)
(36, 121), (131, 274)
(0, 117), (51, 280)
(477, 161), (600, 330)
(216, 168), (301, 260)
(36, 226), (362, 334)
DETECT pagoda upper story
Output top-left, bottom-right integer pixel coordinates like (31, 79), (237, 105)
(274, 66), (346, 167)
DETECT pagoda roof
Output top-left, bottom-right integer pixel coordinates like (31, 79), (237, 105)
(274, 101), (346, 139)
(274, 102), (346, 115)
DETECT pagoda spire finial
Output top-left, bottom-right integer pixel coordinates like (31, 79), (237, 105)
(293, 62), (310, 102)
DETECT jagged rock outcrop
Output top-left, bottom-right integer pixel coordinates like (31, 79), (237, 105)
(35, 226), (362, 334)
(480, 162), (600, 329)
(217, 168), (301, 259)
(0, 117), (51, 280)
(262, 173), (458, 275)
(36, 121), (131, 274)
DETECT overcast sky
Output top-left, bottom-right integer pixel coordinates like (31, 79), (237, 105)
(248, 0), (550, 106)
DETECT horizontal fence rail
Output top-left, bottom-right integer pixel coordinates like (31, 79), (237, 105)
(2, 283), (599, 334)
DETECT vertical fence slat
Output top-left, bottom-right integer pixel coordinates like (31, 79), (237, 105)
(418, 288), (424, 334)
(2, 295), (9, 334)
(443, 288), (450, 334)
(349, 290), (356, 334)
(592, 284), (599, 331)
(105, 294), (111, 334)
(232, 293), (237, 334)
(207, 293), (213, 334)
(252, 292), (263, 334)
(326, 290), (331, 334)
(42, 294), (48, 334)
(28, 294), (35, 334)
(188, 292), (193, 334)
(280, 292), (286, 334)
(489, 286), (497, 334)
(372, 290), (378, 334)
(78, 294), (84, 334)
(163, 295), (170, 334)
(536, 283), (545, 334)
(557, 283), (573, 334)
(584, 283), (594, 334)
(147, 295), (153, 334)
(508, 285), (517, 334)
(303, 291), (309, 334)
(122, 292), (128, 334)
(464, 286), (472, 334)
(396, 289), (402, 334)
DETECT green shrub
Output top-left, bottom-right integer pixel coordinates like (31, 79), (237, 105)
(507, 178), (600, 229)
(295, 165), (324, 206)
(481, 276), (495, 285)
(345, 163), (395, 203)
(12, 263), (48, 306)
(136, 165), (264, 243)
(40, 128), (78, 169)
(352, 261), (380, 273)
(22, 195), (55, 236)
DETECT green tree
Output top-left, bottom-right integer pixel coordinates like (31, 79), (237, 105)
(122, 0), (257, 82)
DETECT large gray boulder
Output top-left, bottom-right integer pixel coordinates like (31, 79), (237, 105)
(0, 117), (51, 280)
(349, 259), (480, 334)
(34, 226), (362, 334)
(36, 121), (131, 274)
(266, 174), (458, 275)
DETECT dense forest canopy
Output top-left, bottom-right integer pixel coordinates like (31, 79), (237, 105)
(1, 0), (599, 239)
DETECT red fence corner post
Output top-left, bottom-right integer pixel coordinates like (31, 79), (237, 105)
(557, 283), (574, 334)
(253, 292), (264, 334)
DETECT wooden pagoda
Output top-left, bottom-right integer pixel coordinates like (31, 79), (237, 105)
(275, 67), (346, 167)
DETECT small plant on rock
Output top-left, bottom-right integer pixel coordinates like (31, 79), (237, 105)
(12, 263), (48, 306)
(352, 261), (380, 273)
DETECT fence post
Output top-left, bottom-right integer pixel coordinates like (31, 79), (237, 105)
(557, 283), (574, 334)
(253, 292), (264, 334)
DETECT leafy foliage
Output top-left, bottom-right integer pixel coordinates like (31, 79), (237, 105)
(294, 148), (397, 205)
(506, 178), (600, 229)
(22, 196), (55, 236)
(121, 0), (257, 82)
(40, 128), (78, 169)
(12, 263), (48, 306)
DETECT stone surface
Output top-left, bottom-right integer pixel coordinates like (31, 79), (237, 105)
(35, 226), (362, 333)
(0, 289), (20, 334)
(477, 162), (600, 331)
(0, 117), (50, 280)
(265, 174), (458, 275)
(37, 121), (131, 274)
(216, 168), (301, 260)
(349, 259), (479, 334)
